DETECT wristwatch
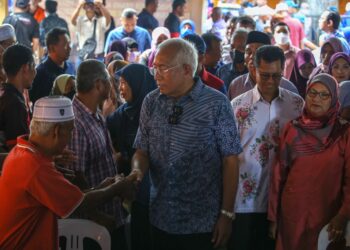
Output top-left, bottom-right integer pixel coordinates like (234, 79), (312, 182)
(221, 209), (235, 220)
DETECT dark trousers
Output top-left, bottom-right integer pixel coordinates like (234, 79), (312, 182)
(130, 201), (152, 250)
(151, 226), (215, 250)
(227, 213), (275, 250)
(111, 225), (127, 250)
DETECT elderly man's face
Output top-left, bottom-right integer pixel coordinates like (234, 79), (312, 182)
(153, 47), (189, 98)
(54, 120), (75, 155)
(122, 17), (137, 33)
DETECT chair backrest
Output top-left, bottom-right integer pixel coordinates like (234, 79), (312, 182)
(318, 222), (350, 250)
(58, 219), (111, 250)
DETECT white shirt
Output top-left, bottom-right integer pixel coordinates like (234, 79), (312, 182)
(231, 86), (304, 213)
(76, 15), (110, 55)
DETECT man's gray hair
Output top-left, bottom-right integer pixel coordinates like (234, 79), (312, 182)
(76, 59), (108, 93)
(30, 120), (72, 137)
(158, 38), (198, 77)
(232, 28), (249, 40)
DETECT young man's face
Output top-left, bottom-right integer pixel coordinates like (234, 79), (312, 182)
(121, 17), (137, 33)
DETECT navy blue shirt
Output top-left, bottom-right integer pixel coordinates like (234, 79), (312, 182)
(134, 78), (242, 234)
(216, 63), (248, 90)
(164, 12), (180, 36)
(137, 9), (159, 33)
(104, 26), (151, 53)
(29, 57), (76, 104)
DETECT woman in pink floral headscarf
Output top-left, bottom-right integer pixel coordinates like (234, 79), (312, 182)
(268, 73), (350, 250)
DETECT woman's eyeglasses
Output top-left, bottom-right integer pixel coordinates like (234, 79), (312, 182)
(307, 89), (331, 100)
(168, 105), (183, 124)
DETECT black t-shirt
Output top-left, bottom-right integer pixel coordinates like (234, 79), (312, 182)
(29, 56), (76, 104)
(3, 12), (39, 49)
(164, 12), (180, 34)
(0, 83), (29, 151)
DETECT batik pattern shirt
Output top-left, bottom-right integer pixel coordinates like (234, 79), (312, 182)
(134, 78), (242, 234)
(231, 86), (303, 213)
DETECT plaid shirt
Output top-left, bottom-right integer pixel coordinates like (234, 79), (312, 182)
(68, 97), (124, 227)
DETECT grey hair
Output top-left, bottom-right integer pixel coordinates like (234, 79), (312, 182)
(76, 59), (108, 93)
(30, 120), (72, 136)
(231, 28), (249, 40)
(158, 38), (198, 77)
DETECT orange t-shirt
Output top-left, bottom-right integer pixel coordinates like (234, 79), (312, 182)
(0, 136), (84, 249)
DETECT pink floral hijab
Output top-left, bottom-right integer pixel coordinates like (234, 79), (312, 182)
(281, 74), (348, 162)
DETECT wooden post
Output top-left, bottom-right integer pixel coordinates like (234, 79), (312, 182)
(0, 0), (8, 23)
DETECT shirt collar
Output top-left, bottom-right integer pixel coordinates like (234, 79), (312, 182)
(82, 15), (97, 22)
(16, 135), (53, 162)
(122, 28), (136, 36)
(73, 96), (101, 120)
(158, 77), (204, 102)
(1, 83), (24, 101)
(244, 73), (254, 88)
(252, 85), (284, 104)
(46, 56), (67, 72)
(200, 67), (209, 83)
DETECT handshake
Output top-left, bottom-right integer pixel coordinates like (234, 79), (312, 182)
(94, 169), (145, 202)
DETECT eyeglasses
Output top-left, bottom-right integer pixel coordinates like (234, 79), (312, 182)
(258, 72), (283, 81)
(150, 64), (179, 76)
(168, 105), (183, 124)
(307, 89), (331, 100)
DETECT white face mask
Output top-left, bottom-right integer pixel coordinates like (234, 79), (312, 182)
(274, 32), (290, 45)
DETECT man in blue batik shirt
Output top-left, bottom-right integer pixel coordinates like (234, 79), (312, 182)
(104, 8), (151, 54)
(128, 38), (243, 250)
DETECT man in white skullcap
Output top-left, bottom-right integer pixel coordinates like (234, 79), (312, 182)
(0, 96), (135, 249)
(0, 24), (17, 83)
(0, 24), (16, 51)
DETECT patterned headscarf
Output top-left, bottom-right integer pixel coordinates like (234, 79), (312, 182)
(289, 49), (316, 98)
(285, 74), (343, 159)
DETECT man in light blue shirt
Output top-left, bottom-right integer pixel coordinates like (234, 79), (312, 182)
(104, 8), (151, 54)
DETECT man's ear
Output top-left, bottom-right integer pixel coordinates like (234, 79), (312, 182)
(20, 63), (31, 75)
(183, 64), (193, 77)
(328, 19), (334, 29)
(53, 124), (61, 139)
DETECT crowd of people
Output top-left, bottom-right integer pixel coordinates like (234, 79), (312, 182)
(0, 0), (350, 249)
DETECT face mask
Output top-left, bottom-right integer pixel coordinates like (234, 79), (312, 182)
(274, 33), (290, 45)
(128, 51), (140, 63)
(231, 49), (245, 64)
